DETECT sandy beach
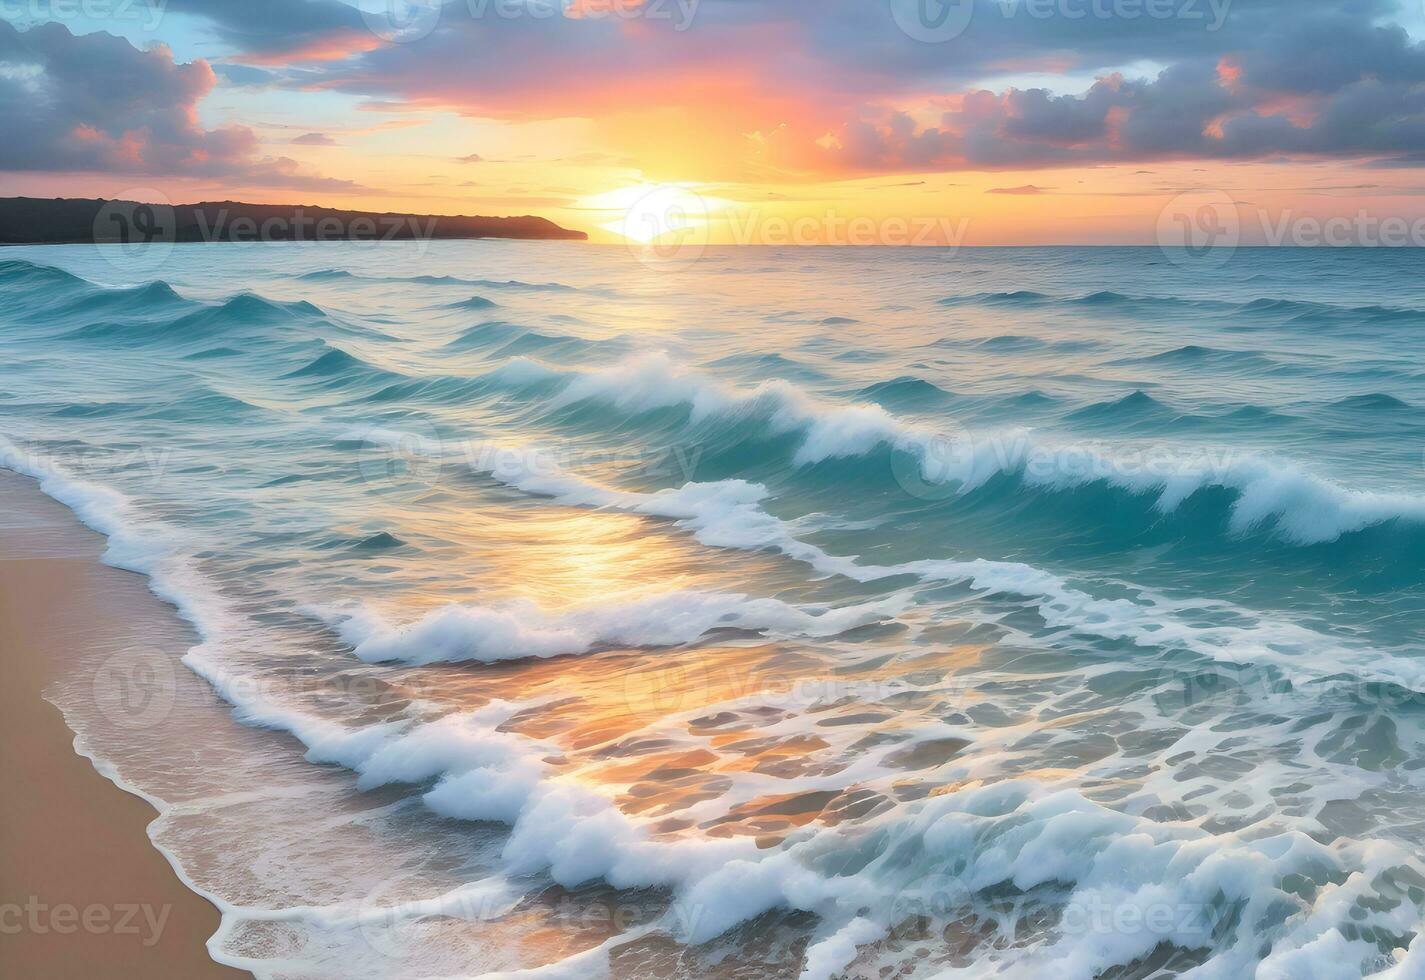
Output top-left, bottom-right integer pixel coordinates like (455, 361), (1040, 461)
(0, 469), (246, 978)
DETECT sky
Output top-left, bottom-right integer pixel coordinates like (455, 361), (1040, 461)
(6, 0), (1425, 244)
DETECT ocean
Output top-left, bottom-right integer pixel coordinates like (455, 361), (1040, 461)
(1, 241), (1423, 978)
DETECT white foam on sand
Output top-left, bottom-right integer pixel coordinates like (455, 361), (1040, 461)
(7, 433), (1424, 978)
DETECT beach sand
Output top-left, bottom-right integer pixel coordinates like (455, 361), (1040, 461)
(0, 469), (247, 978)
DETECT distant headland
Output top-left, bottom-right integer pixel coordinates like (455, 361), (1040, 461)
(0, 197), (587, 245)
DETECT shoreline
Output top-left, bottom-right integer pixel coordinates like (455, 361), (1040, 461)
(0, 469), (248, 978)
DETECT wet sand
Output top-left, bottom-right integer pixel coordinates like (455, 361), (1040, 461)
(0, 470), (246, 978)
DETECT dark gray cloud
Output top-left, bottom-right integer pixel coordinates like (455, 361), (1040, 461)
(0, 21), (361, 189)
(164, 0), (369, 57)
(816, 5), (1425, 171)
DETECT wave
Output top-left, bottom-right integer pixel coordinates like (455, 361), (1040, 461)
(182, 345), (246, 361)
(1065, 389), (1174, 423)
(295, 268), (360, 283)
(50, 290), (330, 347)
(199, 679), (1425, 979)
(48, 400), (141, 419)
(973, 333), (1048, 352)
(938, 289), (1221, 315)
(508, 351), (917, 467)
(1330, 392), (1414, 411)
(482, 352), (1425, 547)
(443, 320), (542, 352)
(296, 269), (577, 291)
(280, 346), (410, 388)
(492, 332), (616, 360)
(448, 294), (499, 310)
(466, 278), (577, 292)
(856, 376), (957, 408)
(49, 279), (190, 316)
(461, 447), (1425, 689)
(0, 258), (92, 294)
(709, 351), (823, 376)
(999, 389), (1058, 408)
(1238, 296), (1425, 325)
(138, 388), (267, 421)
(936, 285), (1425, 327)
(0, 432), (237, 693)
(442, 321), (619, 361)
(314, 591), (904, 666)
(282, 346), (374, 379)
(6, 434), (1423, 979)
(0, 262), (200, 326)
(313, 531), (407, 553)
(938, 289), (1050, 307)
(1111, 344), (1279, 371)
(196, 292), (324, 323)
(280, 345), (463, 402)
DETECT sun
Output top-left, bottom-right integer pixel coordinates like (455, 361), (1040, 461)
(578, 183), (716, 244)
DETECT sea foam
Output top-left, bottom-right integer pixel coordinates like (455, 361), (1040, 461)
(315, 590), (905, 666)
(490, 351), (1425, 545)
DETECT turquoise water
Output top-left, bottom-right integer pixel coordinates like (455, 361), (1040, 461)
(2, 242), (1423, 978)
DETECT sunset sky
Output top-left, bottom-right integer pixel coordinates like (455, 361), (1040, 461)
(6, 0), (1425, 243)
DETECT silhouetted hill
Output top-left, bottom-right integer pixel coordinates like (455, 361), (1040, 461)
(0, 197), (587, 245)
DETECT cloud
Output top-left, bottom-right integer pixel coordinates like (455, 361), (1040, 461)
(212, 63), (280, 87)
(987, 184), (1051, 194)
(803, 12), (1425, 173)
(299, 1), (1425, 175)
(73, 0), (1425, 180)
(0, 21), (361, 191)
(165, 0), (377, 62)
(457, 153), (484, 162)
(292, 132), (338, 146)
